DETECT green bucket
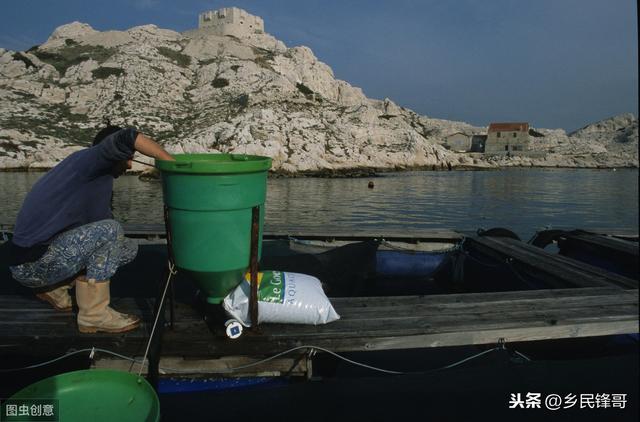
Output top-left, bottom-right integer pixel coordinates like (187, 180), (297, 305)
(1, 370), (159, 422)
(156, 153), (272, 304)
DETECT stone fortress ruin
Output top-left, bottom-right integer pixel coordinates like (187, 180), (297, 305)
(197, 7), (264, 38)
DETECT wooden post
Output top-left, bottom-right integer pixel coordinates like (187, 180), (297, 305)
(249, 206), (260, 329)
(163, 206), (176, 329)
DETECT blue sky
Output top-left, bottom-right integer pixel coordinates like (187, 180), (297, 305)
(0, 0), (637, 131)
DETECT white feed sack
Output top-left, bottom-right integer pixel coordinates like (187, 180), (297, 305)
(223, 271), (340, 327)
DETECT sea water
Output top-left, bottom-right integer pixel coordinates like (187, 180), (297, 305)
(0, 168), (637, 239)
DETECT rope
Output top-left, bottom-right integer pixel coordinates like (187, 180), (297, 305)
(513, 350), (532, 361)
(0, 343), (513, 376)
(137, 261), (176, 377)
(155, 346), (510, 375)
(437, 347), (500, 370)
(222, 345), (404, 375)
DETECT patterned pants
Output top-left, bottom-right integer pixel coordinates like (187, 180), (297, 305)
(10, 219), (138, 288)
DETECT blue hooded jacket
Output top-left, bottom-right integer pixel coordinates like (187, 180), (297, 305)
(9, 127), (138, 265)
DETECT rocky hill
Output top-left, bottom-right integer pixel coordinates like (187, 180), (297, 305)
(0, 21), (637, 173)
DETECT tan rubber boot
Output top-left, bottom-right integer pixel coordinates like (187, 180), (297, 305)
(76, 278), (140, 334)
(35, 281), (74, 312)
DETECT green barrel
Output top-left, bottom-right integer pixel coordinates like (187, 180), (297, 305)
(156, 153), (272, 304)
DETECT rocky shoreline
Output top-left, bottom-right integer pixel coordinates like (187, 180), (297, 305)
(0, 157), (638, 177)
(6, 164), (638, 184)
(0, 21), (637, 173)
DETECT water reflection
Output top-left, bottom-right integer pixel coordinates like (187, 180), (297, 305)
(0, 169), (637, 239)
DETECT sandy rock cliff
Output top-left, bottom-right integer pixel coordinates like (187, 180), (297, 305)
(0, 21), (637, 173)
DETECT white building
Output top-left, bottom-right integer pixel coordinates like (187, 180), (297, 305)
(198, 7), (264, 38)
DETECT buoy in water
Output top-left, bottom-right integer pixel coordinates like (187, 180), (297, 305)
(368, 181), (374, 189)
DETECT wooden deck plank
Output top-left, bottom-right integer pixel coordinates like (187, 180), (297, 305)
(3, 316), (636, 357)
(0, 223), (464, 242)
(477, 237), (624, 286)
(558, 232), (638, 280)
(329, 286), (629, 307)
(465, 236), (638, 289)
(579, 228), (639, 237)
(563, 232), (639, 256)
(1, 287), (632, 320)
(159, 314), (638, 355)
(254, 305), (638, 336)
(0, 287), (636, 357)
(500, 236), (636, 281)
(2, 288), (636, 316)
(330, 290), (637, 322)
(334, 293), (639, 319)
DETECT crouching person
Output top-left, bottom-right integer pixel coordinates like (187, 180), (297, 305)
(8, 125), (174, 333)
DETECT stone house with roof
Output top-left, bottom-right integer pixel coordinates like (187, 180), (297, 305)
(485, 122), (530, 153)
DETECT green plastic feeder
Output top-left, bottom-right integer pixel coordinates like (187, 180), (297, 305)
(156, 153), (272, 304)
(1, 370), (159, 422)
